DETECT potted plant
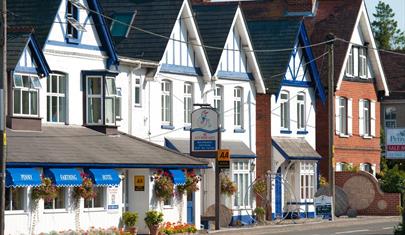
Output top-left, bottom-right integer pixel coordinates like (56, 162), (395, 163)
(254, 207), (266, 223)
(177, 170), (200, 195)
(122, 211), (139, 235)
(152, 170), (174, 201)
(220, 175), (237, 197)
(144, 210), (164, 235)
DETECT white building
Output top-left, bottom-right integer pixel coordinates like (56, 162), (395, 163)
(247, 19), (326, 219)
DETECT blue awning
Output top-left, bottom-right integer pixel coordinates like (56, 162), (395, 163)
(169, 169), (186, 185)
(6, 168), (42, 188)
(44, 168), (82, 187)
(86, 169), (121, 186)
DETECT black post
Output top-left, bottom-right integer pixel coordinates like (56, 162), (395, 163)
(215, 119), (221, 230)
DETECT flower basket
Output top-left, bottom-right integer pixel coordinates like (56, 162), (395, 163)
(31, 177), (59, 202)
(252, 178), (267, 196)
(73, 173), (96, 201)
(153, 170), (174, 201)
(220, 175), (237, 197)
(160, 222), (197, 234)
(177, 170), (200, 195)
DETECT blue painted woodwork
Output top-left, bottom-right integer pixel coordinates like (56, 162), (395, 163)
(275, 168), (282, 218)
(160, 64), (202, 76)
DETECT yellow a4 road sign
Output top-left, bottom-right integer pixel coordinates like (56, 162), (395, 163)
(217, 149), (230, 169)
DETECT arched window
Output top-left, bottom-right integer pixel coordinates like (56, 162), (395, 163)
(360, 163), (373, 175)
(336, 162), (350, 172)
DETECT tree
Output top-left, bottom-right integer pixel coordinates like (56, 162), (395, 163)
(371, 1), (405, 50)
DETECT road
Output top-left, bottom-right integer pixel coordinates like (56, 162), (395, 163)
(207, 216), (400, 235)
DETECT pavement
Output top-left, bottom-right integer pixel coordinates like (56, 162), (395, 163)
(201, 216), (401, 235)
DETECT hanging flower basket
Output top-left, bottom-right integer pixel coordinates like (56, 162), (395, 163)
(177, 170), (200, 195)
(153, 170), (174, 201)
(220, 175), (237, 197)
(31, 177), (59, 202)
(73, 173), (96, 200)
(252, 178), (267, 196)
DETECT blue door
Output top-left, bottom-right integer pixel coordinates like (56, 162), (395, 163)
(187, 191), (194, 224)
(275, 168), (282, 218)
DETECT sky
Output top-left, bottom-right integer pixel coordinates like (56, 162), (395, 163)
(365, 0), (405, 31)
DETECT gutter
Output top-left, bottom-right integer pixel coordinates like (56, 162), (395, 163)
(119, 56), (159, 68)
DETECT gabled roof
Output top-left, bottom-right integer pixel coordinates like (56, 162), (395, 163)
(8, 0), (119, 67)
(7, 126), (208, 169)
(8, 30), (51, 77)
(99, 0), (184, 62)
(192, 4), (238, 74)
(379, 51), (405, 99)
(247, 18), (301, 94)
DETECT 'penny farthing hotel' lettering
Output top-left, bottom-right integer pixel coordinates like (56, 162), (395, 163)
(60, 175), (78, 181)
(102, 175), (113, 180)
(20, 174), (33, 181)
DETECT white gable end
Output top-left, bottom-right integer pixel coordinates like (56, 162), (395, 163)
(44, 0), (105, 57)
(285, 45), (312, 82)
(17, 46), (37, 70)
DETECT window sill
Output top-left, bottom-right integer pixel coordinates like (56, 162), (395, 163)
(297, 130), (308, 135)
(280, 130), (292, 134)
(184, 126), (191, 131)
(83, 208), (106, 212)
(161, 125), (175, 130)
(362, 135), (373, 139)
(5, 210), (28, 215)
(43, 209), (68, 214)
(134, 104), (142, 108)
(163, 205), (174, 209)
(66, 37), (79, 44)
(338, 134), (350, 138)
(234, 128), (246, 133)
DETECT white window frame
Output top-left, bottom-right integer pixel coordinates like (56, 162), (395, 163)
(233, 87), (243, 129)
(363, 100), (371, 137)
(66, 1), (79, 39)
(385, 106), (397, 128)
(300, 162), (315, 201)
(44, 188), (67, 211)
(116, 88), (122, 120)
(336, 162), (350, 172)
(359, 47), (367, 79)
(360, 163), (373, 175)
(214, 85), (224, 129)
(104, 77), (117, 125)
(183, 82), (193, 125)
(86, 76), (103, 125)
(345, 47), (354, 77)
(161, 80), (172, 125)
(5, 188), (25, 212)
(134, 76), (142, 107)
(84, 187), (106, 210)
(232, 160), (252, 208)
(47, 74), (67, 123)
(13, 73), (40, 117)
(297, 92), (306, 130)
(338, 97), (348, 136)
(280, 91), (290, 130)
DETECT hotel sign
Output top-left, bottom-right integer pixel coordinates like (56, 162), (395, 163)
(386, 128), (405, 159)
(191, 107), (219, 153)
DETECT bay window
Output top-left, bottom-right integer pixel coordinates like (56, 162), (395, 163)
(5, 188), (24, 211)
(13, 74), (41, 116)
(47, 74), (66, 123)
(85, 75), (118, 126)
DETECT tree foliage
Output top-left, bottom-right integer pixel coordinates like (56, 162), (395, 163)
(371, 1), (405, 50)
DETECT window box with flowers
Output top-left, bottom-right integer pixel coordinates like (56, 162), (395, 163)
(176, 170), (201, 195)
(152, 170), (175, 202)
(159, 222), (197, 235)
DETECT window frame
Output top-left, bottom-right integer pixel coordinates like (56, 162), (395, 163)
(214, 85), (224, 129)
(84, 187), (106, 210)
(161, 80), (172, 125)
(13, 73), (40, 117)
(183, 82), (193, 125)
(44, 187), (67, 211)
(104, 77), (117, 125)
(280, 91), (290, 130)
(339, 97), (348, 135)
(5, 187), (25, 212)
(297, 92), (306, 130)
(358, 47), (367, 79)
(47, 73), (67, 123)
(363, 99), (371, 137)
(134, 76), (142, 107)
(233, 87), (243, 129)
(115, 88), (122, 120)
(86, 76), (104, 125)
(232, 160), (252, 208)
(384, 106), (397, 128)
(299, 162), (315, 201)
(66, 1), (79, 40)
(360, 163), (373, 175)
(345, 47), (354, 77)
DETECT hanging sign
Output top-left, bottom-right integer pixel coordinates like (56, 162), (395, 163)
(191, 107), (219, 153)
(217, 149), (230, 169)
(386, 128), (405, 159)
(134, 175), (145, 191)
(107, 187), (119, 213)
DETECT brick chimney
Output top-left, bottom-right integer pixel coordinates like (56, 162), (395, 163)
(286, 0), (317, 14)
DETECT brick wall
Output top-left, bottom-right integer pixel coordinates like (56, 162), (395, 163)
(317, 81), (382, 178)
(335, 171), (401, 216)
(256, 94), (272, 218)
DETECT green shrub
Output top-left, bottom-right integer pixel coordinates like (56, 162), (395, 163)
(144, 210), (164, 226)
(122, 211), (138, 227)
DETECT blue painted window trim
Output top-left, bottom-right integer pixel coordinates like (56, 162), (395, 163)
(160, 64), (202, 76)
(281, 80), (312, 88)
(231, 154), (256, 159)
(65, 0), (79, 44)
(280, 130), (292, 134)
(297, 130), (309, 135)
(23, 34), (51, 77)
(216, 71), (254, 81)
(66, 37), (80, 45)
(161, 125), (175, 130)
(234, 128), (246, 133)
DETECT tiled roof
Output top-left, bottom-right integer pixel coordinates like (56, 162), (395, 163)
(380, 50), (405, 100)
(99, 0), (184, 62)
(7, 126), (208, 168)
(247, 19), (301, 94)
(305, 0), (363, 88)
(192, 4), (238, 73)
(7, 0), (61, 49)
(273, 136), (322, 160)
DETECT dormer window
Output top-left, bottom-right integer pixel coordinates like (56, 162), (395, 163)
(66, 0), (85, 43)
(13, 74), (41, 117)
(110, 12), (136, 38)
